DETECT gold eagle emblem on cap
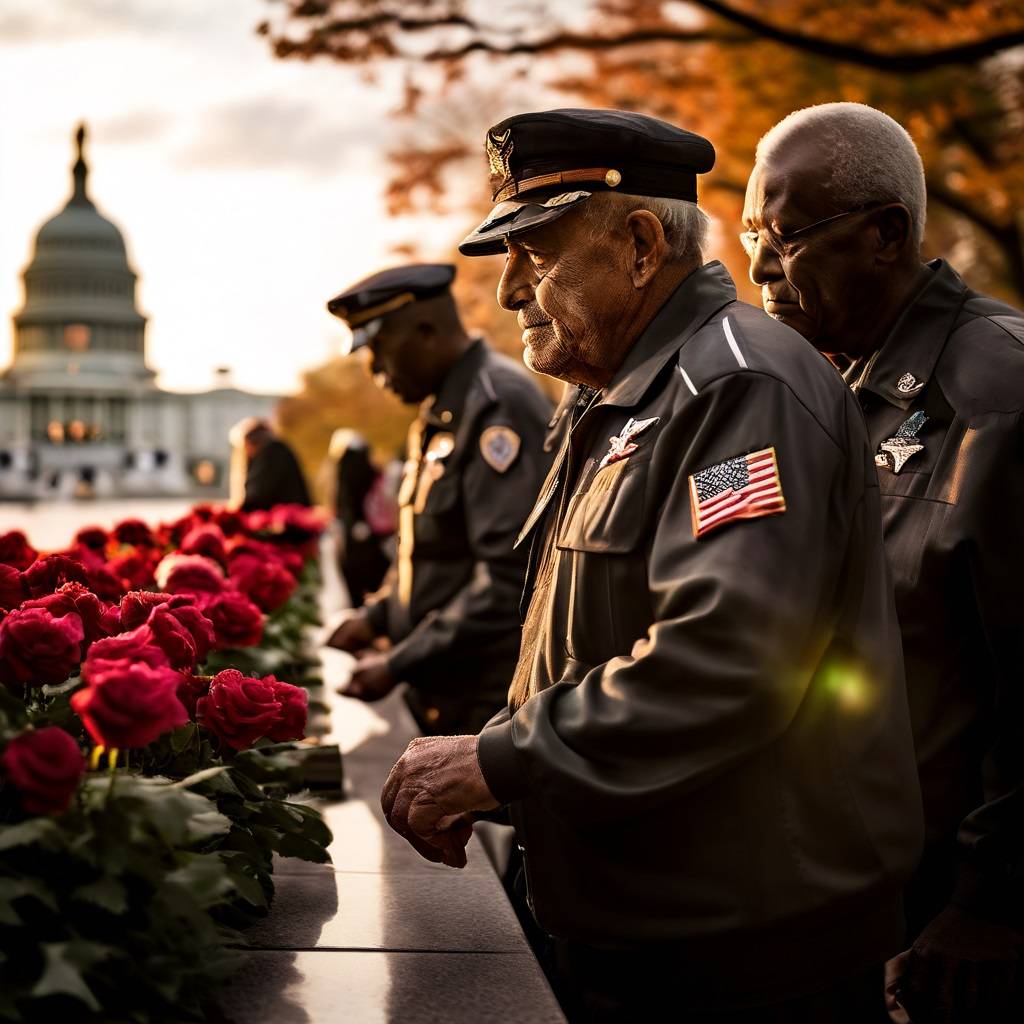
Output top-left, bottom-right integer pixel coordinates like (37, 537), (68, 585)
(486, 128), (514, 180)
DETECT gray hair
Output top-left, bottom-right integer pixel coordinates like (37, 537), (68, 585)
(756, 102), (927, 249)
(582, 191), (710, 265)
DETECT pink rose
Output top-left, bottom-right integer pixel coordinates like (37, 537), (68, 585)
(155, 553), (225, 597)
(0, 607), (84, 688)
(1, 727), (84, 814)
(196, 669), (281, 750)
(72, 659), (188, 748)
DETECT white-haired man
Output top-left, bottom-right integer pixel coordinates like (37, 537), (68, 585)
(379, 108), (924, 1021)
(743, 102), (1024, 1024)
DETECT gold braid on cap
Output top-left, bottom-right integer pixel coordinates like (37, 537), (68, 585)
(493, 167), (620, 203)
(344, 292), (417, 328)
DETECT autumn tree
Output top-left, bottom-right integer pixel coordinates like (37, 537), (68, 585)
(260, 0), (1024, 307)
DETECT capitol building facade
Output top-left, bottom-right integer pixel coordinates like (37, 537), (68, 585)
(0, 126), (278, 500)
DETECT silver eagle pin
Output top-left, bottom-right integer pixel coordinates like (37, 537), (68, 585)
(598, 416), (659, 470)
(876, 410), (928, 474)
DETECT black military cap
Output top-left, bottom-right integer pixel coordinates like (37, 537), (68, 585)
(459, 108), (715, 256)
(327, 263), (456, 353)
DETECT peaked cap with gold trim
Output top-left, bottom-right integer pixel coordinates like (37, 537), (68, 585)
(327, 263), (456, 354)
(459, 108), (715, 256)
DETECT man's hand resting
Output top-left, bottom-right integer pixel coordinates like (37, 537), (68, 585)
(325, 608), (376, 652)
(381, 735), (500, 868)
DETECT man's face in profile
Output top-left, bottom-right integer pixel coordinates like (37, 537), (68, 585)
(365, 317), (435, 405)
(495, 206), (638, 387)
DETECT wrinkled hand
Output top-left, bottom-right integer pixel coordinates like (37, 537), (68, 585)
(381, 735), (499, 868)
(340, 651), (395, 701)
(325, 608), (376, 653)
(897, 904), (1023, 1023)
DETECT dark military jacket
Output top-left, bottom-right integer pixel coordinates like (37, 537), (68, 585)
(844, 259), (1024, 933)
(477, 263), (924, 1006)
(242, 439), (311, 511)
(365, 339), (552, 734)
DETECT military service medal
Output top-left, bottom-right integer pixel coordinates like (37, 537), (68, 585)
(599, 416), (660, 470)
(876, 411), (927, 474)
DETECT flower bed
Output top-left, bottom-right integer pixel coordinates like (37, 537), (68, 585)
(0, 503), (332, 1023)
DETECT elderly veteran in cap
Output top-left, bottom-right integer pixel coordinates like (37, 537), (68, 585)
(744, 102), (1024, 1024)
(378, 108), (924, 1021)
(325, 263), (552, 736)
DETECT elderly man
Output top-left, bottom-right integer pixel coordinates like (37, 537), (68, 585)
(380, 109), (923, 1021)
(743, 102), (1024, 1024)
(325, 264), (552, 735)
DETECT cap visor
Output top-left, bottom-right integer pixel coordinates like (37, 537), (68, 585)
(458, 193), (592, 256)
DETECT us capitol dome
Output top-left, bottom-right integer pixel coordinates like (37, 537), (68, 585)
(0, 125), (278, 499)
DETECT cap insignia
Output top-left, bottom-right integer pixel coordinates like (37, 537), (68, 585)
(486, 128), (514, 180)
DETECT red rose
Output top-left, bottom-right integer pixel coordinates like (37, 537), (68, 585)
(1, 727), (84, 814)
(119, 590), (174, 629)
(0, 531), (38, 571)
(85, 561), (127, 601)
(244, 509), (271, 533)
(161, 513), (199, 547)
(202, 590), (264, 649)
(72, 659), (188, 748)
(74, 527), (109, 552)
(107, 550), (157, 591)
(210, 508), (246, 537)
(196, 669), (281, 750)
(0, 607), (84, 688)
(155, 553), (225, 597)
(22, 582), (112, 645)
(112, 519), (155, 547)
(180, 524), (228, 567)
(22, 554), (91, 598)
(228, 555), (296, 613)
(176, 673), (210, 718)
(0, 565), (24, 611)
(264, 676), (307, 742)
(146, 603), (215, 671)
(84, 625), (171, 676)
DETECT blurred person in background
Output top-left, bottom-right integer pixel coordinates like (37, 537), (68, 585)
(324, 428), (394, 607)
(324, 263), (552, 736)
(744, 102), (1024, 1024)
(230, 417), (311, 512)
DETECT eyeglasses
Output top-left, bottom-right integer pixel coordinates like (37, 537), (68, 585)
(739, 203), (882, 260)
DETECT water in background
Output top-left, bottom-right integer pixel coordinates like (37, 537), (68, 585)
(0, 499), (194, 551)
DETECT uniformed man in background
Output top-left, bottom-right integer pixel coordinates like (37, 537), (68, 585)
(378, 109), (924, 1021)
(325, 264), (552, 735)
(744, 102), (1024, 1024)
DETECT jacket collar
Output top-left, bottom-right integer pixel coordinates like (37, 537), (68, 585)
(853, 259), (969, 410)
(423, 337), (491, 428)
(600, 261), (737, 409)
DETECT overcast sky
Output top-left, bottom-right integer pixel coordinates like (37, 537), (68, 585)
(0, 0), (467, 394)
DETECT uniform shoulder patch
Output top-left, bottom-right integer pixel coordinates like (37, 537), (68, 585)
(688, 446), (785, 538)
(479, 425), (521, 473)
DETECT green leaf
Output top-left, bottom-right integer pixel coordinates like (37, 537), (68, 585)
(30, 942), (100, 1012)
(275, 833), (330, 863)
(0, 876), (59, 923)
(170, 722), (198, 754)
(172, 765), (230, 789)
(40, 676), (83, 698)
(0, 818), (63, 852)
(72, 875), (129, 916)
(165, 854), (234, 910)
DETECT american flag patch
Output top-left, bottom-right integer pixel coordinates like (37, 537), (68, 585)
(689, 447), (786, 539)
